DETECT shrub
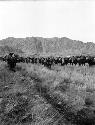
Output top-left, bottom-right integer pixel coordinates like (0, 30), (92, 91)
(85, 97), (93, 106)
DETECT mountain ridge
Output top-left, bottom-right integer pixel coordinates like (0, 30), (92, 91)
(0, 37), (95, 56)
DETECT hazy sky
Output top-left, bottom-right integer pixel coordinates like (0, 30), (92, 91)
(0, 1), (95, 43)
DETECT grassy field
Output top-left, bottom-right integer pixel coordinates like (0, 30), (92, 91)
(0, 62), (95, 125)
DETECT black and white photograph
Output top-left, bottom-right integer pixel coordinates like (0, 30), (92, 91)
(0, 0), (95, 125)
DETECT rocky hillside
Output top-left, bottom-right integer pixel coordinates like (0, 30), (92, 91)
(0, 37), (95, 56)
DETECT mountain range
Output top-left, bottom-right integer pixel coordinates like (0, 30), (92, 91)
(0, 37), (95, 57)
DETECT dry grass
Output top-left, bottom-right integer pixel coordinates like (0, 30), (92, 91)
(30, 64), (95, 125)
(0, 62), (95, 124)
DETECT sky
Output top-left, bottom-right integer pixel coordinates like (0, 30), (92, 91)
(0, 0), (95, 43)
